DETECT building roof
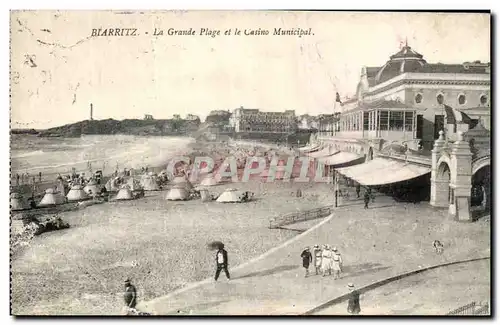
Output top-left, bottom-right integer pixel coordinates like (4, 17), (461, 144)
(372, 44), (490, 86)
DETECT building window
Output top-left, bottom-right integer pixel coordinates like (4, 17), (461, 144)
(379, 111), (389, 131)
(389, 111), (404, 131)
(404, 112), (413, 131)
(436, 93), (444, 105)
(363, 112), (369, 131)
(458, 94), (466, 105)
(415, 93), (423, 104)
(480, 94), (488, 105)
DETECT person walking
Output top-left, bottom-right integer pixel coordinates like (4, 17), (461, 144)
(368, 187), (375, 203)
(38, 171), (42, 183)
(214, 243), (230, 281)
(313, 244), (322, 275)
(355, 184), (361, 198)
(363, 190), (370, 209)
(332, 247), (343, 279)
(321, 245), (333, 277)
(123, 279), (137, 311)
(300, 247), (313, 278)
(347, 283), (361, 315)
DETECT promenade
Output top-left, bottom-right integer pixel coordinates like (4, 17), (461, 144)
(141, 193), (490, 315)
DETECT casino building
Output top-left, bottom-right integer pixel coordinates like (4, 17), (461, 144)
(300, 43), (491, 221)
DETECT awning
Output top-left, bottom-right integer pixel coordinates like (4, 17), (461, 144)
(299, 144), (320, 153)
(319, 152), (363, 166)
(336, 158), (431, 186)
(307, 147), (338, 158)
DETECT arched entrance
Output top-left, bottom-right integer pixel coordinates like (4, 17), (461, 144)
(366, 147), (374, 162)
(430, 160), (451, 208)
(471, 164), (491, 213)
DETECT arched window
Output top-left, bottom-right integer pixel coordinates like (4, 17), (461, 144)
(415, 93), (423, 104)
(480, 94), (488, 105)
(436, 93), (444, 105)
(458, 94), (466, 105)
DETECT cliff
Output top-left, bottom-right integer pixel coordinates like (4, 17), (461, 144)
(34, 118), (201, 137)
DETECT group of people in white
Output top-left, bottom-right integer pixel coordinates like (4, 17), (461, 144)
(301, 245), (343, 278)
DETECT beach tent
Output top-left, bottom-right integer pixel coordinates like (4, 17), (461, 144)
(166, 184), (190, 201)
(10, 192), (29, 211)
(171, 176), (193, 190)
(38, 188), (66, 207)
(200, 174), (218, 186)
(66, 185), (90, 202)
(140, 173), (161, 191)
(83, 179), (100, 195)
(115, 185), (134, 200)
(105, 176), (123, 192)
(216, 188), (244, 203)
(126, 177), (144, 191)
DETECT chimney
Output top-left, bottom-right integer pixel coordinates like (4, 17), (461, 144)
(90, 103), (93, 120)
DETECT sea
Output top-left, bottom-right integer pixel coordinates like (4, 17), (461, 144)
(10, 134), (195, 178)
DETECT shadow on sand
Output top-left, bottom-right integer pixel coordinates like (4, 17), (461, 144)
(235, 265), (299, 280)
(341, 262), (391, 280)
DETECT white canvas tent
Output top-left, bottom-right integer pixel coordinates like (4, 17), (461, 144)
(140, 173), (161, 191)
(126, 177), (144, 191)
(166, 184), (190, 201)
(38, 188), (66, 207)
(10, 192), (29, 211)
(171, 176), (193, 190)
(105, 176), (123, 192)
(83, 179), (100, 195)
(115, 185), (134, 200)
(66, 185), (90, 202)
(200, 173), (218, 186)
(216, 188), (245, 203)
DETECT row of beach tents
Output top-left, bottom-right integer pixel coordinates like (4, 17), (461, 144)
(11, 171), (248, 211)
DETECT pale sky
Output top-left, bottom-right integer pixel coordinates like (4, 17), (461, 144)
(10, 11), (490, 129)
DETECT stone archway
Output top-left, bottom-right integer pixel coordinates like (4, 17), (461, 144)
(430, 161), (451, 208)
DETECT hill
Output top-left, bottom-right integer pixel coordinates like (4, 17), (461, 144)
(34, 118), (200, 137)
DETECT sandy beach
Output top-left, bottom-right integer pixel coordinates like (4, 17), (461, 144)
(11, 137), (333, 315)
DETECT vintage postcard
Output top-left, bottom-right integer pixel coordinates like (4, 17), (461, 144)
(9, 10), (491, 316)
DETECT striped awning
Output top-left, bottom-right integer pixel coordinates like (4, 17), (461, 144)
(318, 152), (362, 166)
(444, 105), (473, 125)
(336, 158), (431, 186)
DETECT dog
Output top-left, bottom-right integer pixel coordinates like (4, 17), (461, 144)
(433, 240), (444, 255)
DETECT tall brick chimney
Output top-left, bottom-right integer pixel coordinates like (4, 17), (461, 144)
(90, 103), (93, 120)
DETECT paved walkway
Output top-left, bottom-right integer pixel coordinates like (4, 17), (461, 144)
(141, 193), (490, 315)
(314, 258), (490, 315)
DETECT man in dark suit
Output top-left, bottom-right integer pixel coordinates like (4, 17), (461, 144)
(347, 283), (361, 315)
(300, 247), (313, 277)
(124, 279), (137, 310)
(215, 244), (230, 281)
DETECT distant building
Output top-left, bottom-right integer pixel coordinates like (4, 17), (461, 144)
(298, 114), (319, 130)
(144, 114), (154, 120)
(229, 106), (297, 133)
